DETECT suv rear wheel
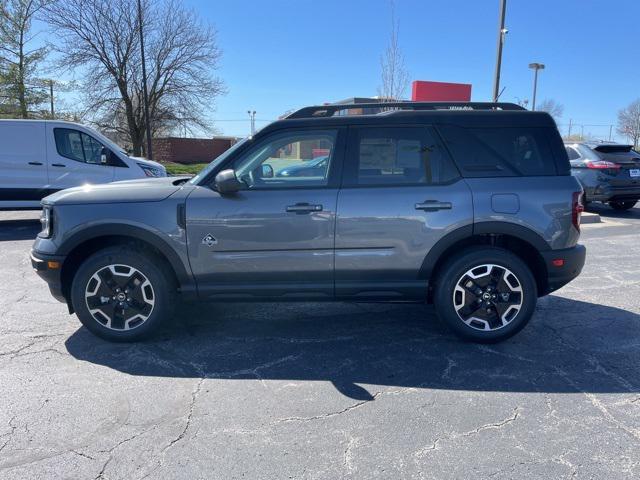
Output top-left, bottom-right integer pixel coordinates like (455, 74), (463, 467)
(70, 246), (176, 342)
(609, 200), (637, 211)
(433, 247), (537, 343)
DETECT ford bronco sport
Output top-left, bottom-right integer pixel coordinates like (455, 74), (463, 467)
(31, 102), (586, 343)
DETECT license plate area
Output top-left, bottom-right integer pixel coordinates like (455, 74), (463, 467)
(630, 169), (640, 178)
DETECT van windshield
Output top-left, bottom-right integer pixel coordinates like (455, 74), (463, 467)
(189, 137), (249, 185)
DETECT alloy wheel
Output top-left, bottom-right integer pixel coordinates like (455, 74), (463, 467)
(84, 264), (155, 331)
(452, 264), (523, 331)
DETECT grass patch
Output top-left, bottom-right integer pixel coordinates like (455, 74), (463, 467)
(163, 162), (209, 176)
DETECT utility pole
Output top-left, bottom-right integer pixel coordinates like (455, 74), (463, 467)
(608, 125), (613, 141)
(568, 118), (572, 137)
(528, 62), (545, 110)
(49, 80), (54, 118)
(137, 0), (153, 159)
(492, 0), (508, 102)
(247, 110), (256, 136)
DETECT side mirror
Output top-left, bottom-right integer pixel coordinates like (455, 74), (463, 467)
(100, 147), (110, 165)
(261, 164), (274, 178)
(214, 169), (244, 194)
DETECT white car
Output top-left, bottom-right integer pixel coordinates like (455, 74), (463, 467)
(0, 119), (166, 210)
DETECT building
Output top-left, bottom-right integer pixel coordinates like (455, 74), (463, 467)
(152, 136), (240, 164)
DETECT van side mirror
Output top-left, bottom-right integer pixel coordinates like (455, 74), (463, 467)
(214, 169), (244, 194)
(100, 147), (110, 165)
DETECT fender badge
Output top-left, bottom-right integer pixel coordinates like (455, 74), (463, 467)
(202, 234), (218, 247)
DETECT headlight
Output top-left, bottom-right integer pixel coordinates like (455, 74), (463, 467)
(137, 163), (165, 177)
(39, 206), (53, 238)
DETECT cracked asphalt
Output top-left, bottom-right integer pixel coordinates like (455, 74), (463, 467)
(0, 206), (639, 479)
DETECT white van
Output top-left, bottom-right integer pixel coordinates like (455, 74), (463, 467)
(0, 120), (166, 209)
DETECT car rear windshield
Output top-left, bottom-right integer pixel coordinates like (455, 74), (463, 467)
(437, 125), (558, 177)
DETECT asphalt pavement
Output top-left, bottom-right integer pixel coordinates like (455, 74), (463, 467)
(0, 206), (639, 479)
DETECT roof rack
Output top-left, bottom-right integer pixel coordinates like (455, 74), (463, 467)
(286, 102), (526, 119)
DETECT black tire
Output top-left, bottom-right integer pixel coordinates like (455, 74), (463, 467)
(609, 200), (637, 211)
(70, 246), (176, 342)
(433, 247), (538, 343)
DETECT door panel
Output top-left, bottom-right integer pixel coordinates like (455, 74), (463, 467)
(335, 182), (473, 297)
(46, 125), (115, 189)
(186, 186), (337, 298)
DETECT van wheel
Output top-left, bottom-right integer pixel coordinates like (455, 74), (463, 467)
(70, 246), (176, 342)
(433, 247), (537, 343)
(609, 200), (637, 211)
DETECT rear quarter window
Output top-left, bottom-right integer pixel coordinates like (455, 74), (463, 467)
(437, 125), (558, 177)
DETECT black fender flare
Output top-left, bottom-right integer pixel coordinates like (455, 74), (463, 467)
(58, 223), (195, 294)
(419, 222), (550, 279)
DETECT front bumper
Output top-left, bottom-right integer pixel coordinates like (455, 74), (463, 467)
(30, 250), (67, 303)
(541, 244), (586, 294)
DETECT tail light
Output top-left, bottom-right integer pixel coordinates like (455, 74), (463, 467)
(572, 191), (584, 231)
(585, 160), (621, 170)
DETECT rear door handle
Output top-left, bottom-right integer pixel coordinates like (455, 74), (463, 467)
(415, 200), (452, 211)
(28, 161), (43, 166)
(52, 163), (66, 167)
(286, 203), (323, 214)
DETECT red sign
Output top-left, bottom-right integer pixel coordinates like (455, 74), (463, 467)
(411, 80), (472, 102)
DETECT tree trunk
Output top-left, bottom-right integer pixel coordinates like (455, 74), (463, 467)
(18, 28), (28, 118)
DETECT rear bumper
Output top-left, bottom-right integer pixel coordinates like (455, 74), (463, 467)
(541, 245), (586, 294)
(585, 184), (640, 202)
(30, 250), (67, 303)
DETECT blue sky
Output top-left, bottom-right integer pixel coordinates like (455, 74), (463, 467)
(184, 0), (640, 140)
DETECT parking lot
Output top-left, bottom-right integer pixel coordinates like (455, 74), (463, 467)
(0, 207), (639, 479)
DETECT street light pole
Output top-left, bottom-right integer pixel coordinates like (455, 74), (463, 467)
(528, 62), (545, 111)
(247, 110), (256, 136)
(49, 80), (54, 118)
(492, 0), (508, 102)
(137, 0), (153, 159)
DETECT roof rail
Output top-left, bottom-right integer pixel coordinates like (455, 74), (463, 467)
(286, 102), (526, 119)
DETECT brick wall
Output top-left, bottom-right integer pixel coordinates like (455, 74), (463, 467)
(152, 137), (238, 164)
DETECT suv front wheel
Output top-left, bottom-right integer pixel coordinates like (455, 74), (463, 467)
(70, 246), (176, 342)
(433, 247), (537, 343)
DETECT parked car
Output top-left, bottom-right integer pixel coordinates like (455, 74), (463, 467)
(276, 155), (329, 177)
(565, 141), (640, 210)
(0, 120), (166, 210)
(31, 101), (586, 343)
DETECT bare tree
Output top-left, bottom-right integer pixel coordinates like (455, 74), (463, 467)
(617, 99), (640, 148)
(45, 0), (225, 156)
(537, 98), (564, 121)
(377, 0), (409, 102)
(0, 0), (51, 118)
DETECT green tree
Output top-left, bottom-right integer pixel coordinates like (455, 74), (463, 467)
(0, 0), (51, 118)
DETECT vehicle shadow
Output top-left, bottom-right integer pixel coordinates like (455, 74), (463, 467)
(0, 219), (41, 241)
(64, 295), (640, 399)
(585, 203), (639, 219)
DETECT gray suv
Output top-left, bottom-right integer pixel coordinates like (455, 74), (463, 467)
(31, 102), (586, 343)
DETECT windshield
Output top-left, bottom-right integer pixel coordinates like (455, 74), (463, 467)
(188, 137), (250, 185)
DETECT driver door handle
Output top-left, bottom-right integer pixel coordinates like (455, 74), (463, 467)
(286, 203), (323, 214)
(415, 200), (452, 211)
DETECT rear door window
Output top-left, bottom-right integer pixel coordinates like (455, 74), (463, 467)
(438, 125), (556, 177)
(345, 126), (460, 186)
(565, 147), (580, 160)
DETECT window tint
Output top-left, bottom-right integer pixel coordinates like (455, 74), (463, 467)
(438, 125), (556, 177)
(565, 147), (580, 160)
(54, 128), (106, 164)
(232, 130), (337, 189)
(348, 127), (459, 186)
